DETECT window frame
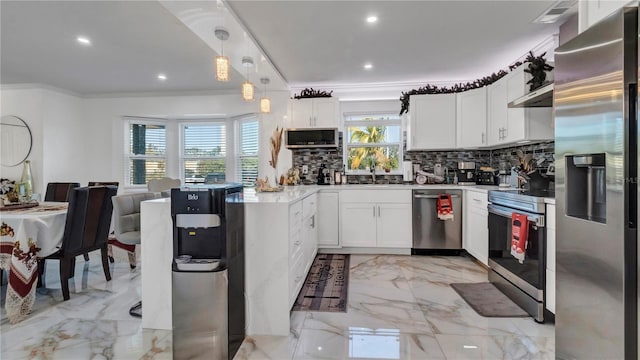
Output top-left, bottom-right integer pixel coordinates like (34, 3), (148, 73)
(343, 112), (403, 175)
(234, 115), (260, 187)
(179, 119), (228, 184)
(123, 117), (168, 188)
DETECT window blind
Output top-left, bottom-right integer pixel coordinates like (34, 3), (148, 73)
(236, 119), (259, 187)
(182, 123), (227, 183)
(127, 122), (167, 185)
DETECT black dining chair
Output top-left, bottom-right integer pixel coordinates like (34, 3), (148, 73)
(84, 182), (119, 261)
(38, 185), (117, 300)
(44, 182), (81, 202)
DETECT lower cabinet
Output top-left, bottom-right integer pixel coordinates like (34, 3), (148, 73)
(341, 203), (377, 247)
(463, 190), (488, 265)
(376, 203), (412, 247)
(340, 190), (412, 248)
(317, 191), (340, 247)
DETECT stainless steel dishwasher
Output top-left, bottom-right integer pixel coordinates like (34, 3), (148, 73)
(412, 189), (462, 255)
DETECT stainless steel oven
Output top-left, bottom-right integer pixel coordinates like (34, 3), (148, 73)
(487, 189), (548, 322)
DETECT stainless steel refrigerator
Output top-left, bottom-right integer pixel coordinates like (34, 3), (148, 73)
(555, 6), (638, 359)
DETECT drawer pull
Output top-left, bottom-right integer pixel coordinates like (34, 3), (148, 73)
(294, 240), (301, 246)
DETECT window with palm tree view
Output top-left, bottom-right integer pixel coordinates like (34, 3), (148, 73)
(345, 113), (402, 173)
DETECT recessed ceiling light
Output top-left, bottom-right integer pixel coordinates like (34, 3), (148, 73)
(157, 74), (167, 81)
(366, 15), (378, 23)
(364, 63), (373, 70)
(76, 36), (91, 45)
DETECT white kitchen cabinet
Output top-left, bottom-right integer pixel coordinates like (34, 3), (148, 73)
(463, 190), (488, 265)
(341, 203), (377, 247)
(289, 97), (339, 128)
(488, 78), (508, 145)
(341, 190), (412, 248)
(456, 87), (488, 148)
(407, 93), (456, 150)
(546, 203), (556, 314)
(317, 191), (340, 247)
(579, 0), (630, 33)
(376, 203), (412, 248)
(487, 65), (553, 146)
(302, 193), (318, 261)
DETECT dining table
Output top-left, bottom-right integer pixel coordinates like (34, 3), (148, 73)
(0, 201), (68, 324)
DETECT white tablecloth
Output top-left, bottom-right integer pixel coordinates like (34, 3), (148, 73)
(0, 202), (67, 324)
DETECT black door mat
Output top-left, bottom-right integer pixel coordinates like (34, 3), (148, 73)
(292, 254), (349, 312)
(450, 282), (529, 317)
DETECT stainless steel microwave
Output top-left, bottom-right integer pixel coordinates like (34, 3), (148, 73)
(284, 128), (338, 148)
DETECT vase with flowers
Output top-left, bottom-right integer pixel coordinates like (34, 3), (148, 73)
(269, 126), (284, 188)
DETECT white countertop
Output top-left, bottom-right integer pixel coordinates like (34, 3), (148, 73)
(144, 185), (554, 205)
(242, 184), (502, 204)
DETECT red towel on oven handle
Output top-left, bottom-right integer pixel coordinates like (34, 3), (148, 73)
(510, 212), (528, 264)
(436, 194), (454, 221)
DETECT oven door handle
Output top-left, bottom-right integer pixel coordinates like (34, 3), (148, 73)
(488, 203), (545, 227)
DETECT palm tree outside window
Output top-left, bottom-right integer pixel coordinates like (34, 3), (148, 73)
(344, 113), (402, 174)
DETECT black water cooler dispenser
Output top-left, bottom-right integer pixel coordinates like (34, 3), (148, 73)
(171, 184), (245, 360)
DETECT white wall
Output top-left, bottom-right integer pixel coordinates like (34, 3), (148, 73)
(41, 89), (85, 188)
(1, 88), (45, 191)
(83, 90), (290, 190)
(1, 86), (85, 195)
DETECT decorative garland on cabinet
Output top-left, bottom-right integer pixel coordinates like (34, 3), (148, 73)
(399, 51), (553, 115)
(293, 88), (333, 99)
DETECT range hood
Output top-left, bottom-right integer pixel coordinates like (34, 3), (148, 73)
(508, 83), (553, 108)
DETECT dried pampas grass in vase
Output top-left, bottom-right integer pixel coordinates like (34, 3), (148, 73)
(269, 126), (284, 188)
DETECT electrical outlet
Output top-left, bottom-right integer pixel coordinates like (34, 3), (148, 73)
(302, 165), (309, 175)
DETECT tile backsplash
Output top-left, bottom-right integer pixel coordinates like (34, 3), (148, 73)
(290, 132), (555, 184)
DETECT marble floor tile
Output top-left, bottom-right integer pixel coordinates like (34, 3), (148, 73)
(435, 334), (555, 360)
(234, 335), (298, 360)
(1, 252), (555, 359)
(349, 255), (407, 282)
(293, 328), (447, 360)
(409, 280), (523, 336)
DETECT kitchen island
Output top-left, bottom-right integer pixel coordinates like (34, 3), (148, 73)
(140, 186), (321, 335)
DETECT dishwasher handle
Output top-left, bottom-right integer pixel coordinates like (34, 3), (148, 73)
(414, 194), (460, 199)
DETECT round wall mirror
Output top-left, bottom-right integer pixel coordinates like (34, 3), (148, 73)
(1, 115), (33, 167)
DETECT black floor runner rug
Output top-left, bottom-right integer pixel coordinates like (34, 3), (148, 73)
(292, 254), (349, 312)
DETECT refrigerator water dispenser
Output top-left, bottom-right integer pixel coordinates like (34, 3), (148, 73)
(566, 153), (606, 223)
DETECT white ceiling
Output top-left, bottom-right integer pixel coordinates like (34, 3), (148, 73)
(227, 0), (562, 87)
(1, 0), (565, 97)
(0, 0), (246, 95)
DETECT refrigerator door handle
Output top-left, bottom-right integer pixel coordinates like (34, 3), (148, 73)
(628, 83), (637, 229)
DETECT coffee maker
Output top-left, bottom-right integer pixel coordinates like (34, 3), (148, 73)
(317, 164), (331, 185)
(456, 162), (476, 185)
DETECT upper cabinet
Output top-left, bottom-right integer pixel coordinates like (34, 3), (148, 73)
(579, 0), (630, 33)
(487, 65), (554, 146)
(289, 98), (339, 128)
(407, 93), (456, 150)
(456, 87), (488, 148)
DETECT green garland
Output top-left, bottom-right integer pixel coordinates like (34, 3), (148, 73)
(399, 51), (553, 115)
